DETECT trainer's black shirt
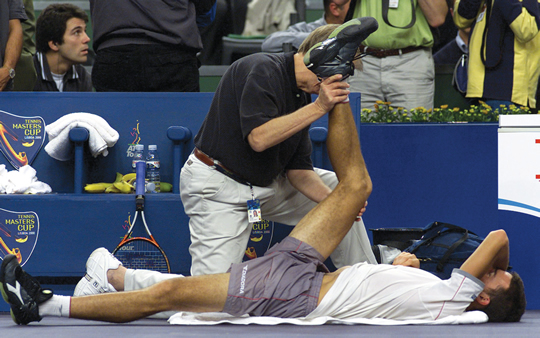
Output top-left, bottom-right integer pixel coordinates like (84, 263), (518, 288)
(194, 52), (313, 187)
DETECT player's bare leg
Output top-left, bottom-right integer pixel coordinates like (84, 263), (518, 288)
(69, 273), (230, 322)
(289, 100), (372, 260)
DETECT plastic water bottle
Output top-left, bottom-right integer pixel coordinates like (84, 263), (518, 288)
(132, 144), (145, 172)
(131, 144), (144, 192)
(146, 145), (160, 193)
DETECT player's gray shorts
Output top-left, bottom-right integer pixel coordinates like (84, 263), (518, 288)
(223, 236), (329, 318)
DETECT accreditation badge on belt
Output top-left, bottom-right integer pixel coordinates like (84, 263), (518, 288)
(247, 199), (262, 223)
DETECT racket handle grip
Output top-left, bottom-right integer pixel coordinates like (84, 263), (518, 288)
(136, 161), (146, 195)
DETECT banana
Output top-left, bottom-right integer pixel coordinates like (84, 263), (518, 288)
(160, 182), (173, 192)
(105, 185), (121, 193)
(114, 172), (123, 183)
(84, 182), (113, 193)
(122, 173), (136, 182)
(114, 181), (134, 194)
(86, 174), (170, 194)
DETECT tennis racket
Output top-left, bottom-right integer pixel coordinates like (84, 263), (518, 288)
(112, 161), (170, 273)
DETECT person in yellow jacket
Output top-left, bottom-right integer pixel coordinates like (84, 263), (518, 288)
(454, 0), (540, 109)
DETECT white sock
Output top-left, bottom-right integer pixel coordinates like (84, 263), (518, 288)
(39, 295), (71, 318)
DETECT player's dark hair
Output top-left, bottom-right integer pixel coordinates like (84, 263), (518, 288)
(36, 3), (88, 53)
(481, 271), (526, 322)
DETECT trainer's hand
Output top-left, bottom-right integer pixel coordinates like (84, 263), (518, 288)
(392, 252), (420, 268)
(315, 74), (350, 113)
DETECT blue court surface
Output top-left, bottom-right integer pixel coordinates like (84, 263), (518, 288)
(1, 310), (539, 337)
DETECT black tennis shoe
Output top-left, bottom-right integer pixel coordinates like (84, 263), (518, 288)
(0, 254), (53, 325)
(304, 17), (378, 79)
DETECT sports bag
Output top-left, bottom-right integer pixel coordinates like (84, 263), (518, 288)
(404, 222), (484, 280)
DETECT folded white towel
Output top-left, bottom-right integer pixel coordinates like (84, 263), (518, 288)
(45, 112), (119, 161)
(168, 311), (488, 326)
(0, 164), (51, 194)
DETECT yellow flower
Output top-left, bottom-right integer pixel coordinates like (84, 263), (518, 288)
(441, 104), (448, 109)
(453, 108), (459, 112)
(375, 100), (384, 104)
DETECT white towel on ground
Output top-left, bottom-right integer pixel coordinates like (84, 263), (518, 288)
(0, 164), (51, 194)
(45, 112), (119, 161)
(168, 311), (488, 326)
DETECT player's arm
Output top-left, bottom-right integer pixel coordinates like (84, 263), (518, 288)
(459, 229), (510, 279)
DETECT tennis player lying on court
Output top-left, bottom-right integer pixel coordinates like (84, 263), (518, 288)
(1, 19), (526, 325)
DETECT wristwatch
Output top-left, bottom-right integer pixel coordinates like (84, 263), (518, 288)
(8, 68), (15, 79)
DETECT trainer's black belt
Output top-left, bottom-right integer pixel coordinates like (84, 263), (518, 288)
(361, 45), (426, 58)
(193, 148), (252, 186)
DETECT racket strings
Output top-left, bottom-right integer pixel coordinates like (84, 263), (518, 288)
(115, 239), (169, 273)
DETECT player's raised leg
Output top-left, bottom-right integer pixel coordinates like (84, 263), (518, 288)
(289, 99), (372, 260)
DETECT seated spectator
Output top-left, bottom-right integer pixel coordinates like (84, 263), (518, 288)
(261, 0), (350, 53)
(33, 3), (92, 92)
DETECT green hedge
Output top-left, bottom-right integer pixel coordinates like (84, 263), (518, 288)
(360, 101), (535, 123)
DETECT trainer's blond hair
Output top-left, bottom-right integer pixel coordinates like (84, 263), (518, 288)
(297, 24), (340, 55)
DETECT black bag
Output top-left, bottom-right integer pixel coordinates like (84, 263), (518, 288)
(404, 222), (484, 279)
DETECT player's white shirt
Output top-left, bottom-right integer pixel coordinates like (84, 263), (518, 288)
(308, 263), (484, 321)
